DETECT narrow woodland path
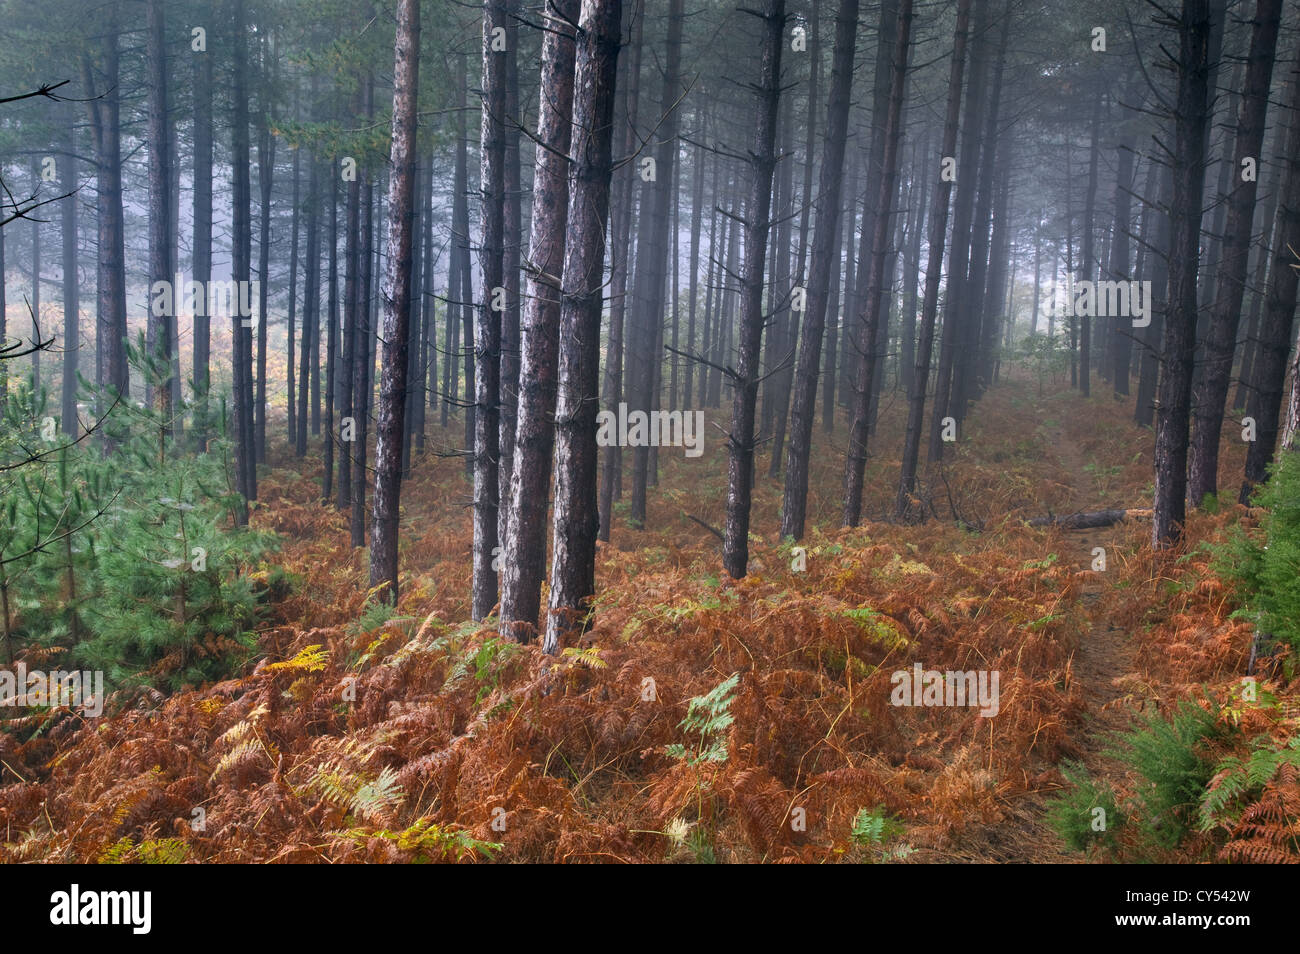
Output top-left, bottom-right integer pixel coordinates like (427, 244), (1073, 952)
(968, 414), (1140, 863)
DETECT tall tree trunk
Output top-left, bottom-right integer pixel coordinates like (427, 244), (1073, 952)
(1153, 0), (1212, 548)
(146, 0), (172, 442)
(1109, 82), (1141, 397)
(1188, 0), (1282, 506)
(369, 0), (421, 602)
(60, 108), (79, 440)
(324, 175), (339, 502)
(352, 76), (376, 548)
(498, 3), (522, 544)
(928, 0), (990, 458)
(1135, 166), (1173, 427)
(627, 0), (685, 530)
(900, 133), (929, 397)
(596, 5), (642, 541)
(1239, 58), (1300, 502)
(895, 0), (971, 519)
(1077, 92), (1102, 399)
(255, 79), (274, 463)
(231, 0), (255, 517)
(192, 25), (214, 448)
(501, 0), (577, 639)
(795, 0), (820, 287)
(456, 52), (476, 480)
(778, 0), (859, 541)
(472, 0), (509, 621)
(82, 14), (128, 430)
(722, 0), (785, 580)
(338, 144), (361, 510)
(297, 155), (320, 457)
(546, 0), (622, 654)
(843, 0), (912, 527)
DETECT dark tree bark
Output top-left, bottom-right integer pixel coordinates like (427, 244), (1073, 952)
(627, 0), (685, 530)
(928, 0), (991, 459)
(1188, 0), (1282, 506)
(1240, 59), (1300, 503)
(722, 0), (785, 580)
(455, 52), (476, 480)
(1153, 0), (1212, 548)
(324, 175), (339, 503)
(369, 0), (421, 603)
(287, 104), (301, 448)
(1135, 166), (1172, 428)
(1109, 80), (1142, 397)
(1077, 92), (1102, 399)
(146, 0), (172, 442)
(778, 0), (859, 541)
(546, 0), (621, 654)
(352, 76), (376, 548)
(60, 109), (78, 441)
(81, 11), (128, 429)
(192, 22), (214, 447)
(254, 66), (275, 464)
(596, 5), (642, 541)
(499, 2), (522, 544)
(338, 149), (361, 510)
(472, 0), (509, 621)
(1234, 152), (1279, 413)
(843, 0), (912, 527)
(297, 156), (320, 458)
(500, 0), (577, 640)
(30, 158), (41, 394)
(795, 0), (820, 287)
(685, 125), (705, 412)
(895, 0), (972, 519)
(231, 0), (256, 516)
(900, 132), (930, 397)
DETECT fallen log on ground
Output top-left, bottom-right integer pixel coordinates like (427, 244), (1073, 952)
(1026, 508), (1153, 530)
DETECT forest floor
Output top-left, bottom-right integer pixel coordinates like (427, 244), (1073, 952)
(0, 366), (1274, 863)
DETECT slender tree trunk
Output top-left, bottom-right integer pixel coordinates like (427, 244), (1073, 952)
(60, 109), (79, 441)
(546, 0), (622, 654)
(895, 0), (971, 519)
(1153, 0), (1212, 548)
(499, 2), (522, 544)
(192, 29), (213, 447)
(1109, 90), (1139, 397)
(596, 5), (642, 541)
(1136, 166), (1172, 427)
(82, 16), (128, 431)
(723, 0), (785, 579)
(1188, 0), (1282, 506)
(352, 76), (376, 547)
(255, 84), (274, 463)
(472, 0), (509, 621)
(457, 51), (477, 480)
(338, 146), (361, 510)
(500, 0), (577, 639)
(779, 0), (859, 541)
(1240, 58), (1300, 502)
(297, 155), (320, 457)
(230, 0), (255, 517)
(1078, 92), (1102, 399)
(928, 0), (990, 459)
(628, 0), (685, 530)
(146, 0), (172, 442)
(843, 0), (912, 527)
(324, 175), (339, 502)
(795, 0), (820, 287)
(900, 133), (929, 397)
(369, 0), (421, 602)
